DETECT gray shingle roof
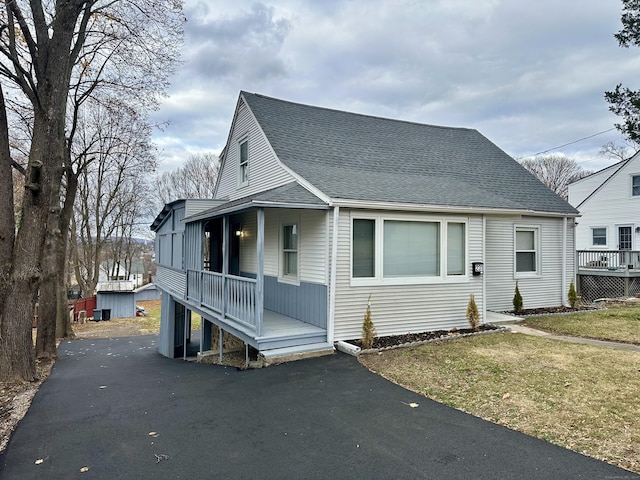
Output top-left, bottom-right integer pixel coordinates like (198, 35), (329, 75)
(242, 92), (578, 215)
(185, 182), (327, 223)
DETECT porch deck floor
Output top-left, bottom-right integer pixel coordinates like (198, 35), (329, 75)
(261, 309), (325, 338)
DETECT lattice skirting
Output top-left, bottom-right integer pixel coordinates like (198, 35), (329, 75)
(578, 275), (640, 302)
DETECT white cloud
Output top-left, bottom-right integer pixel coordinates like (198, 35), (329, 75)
(152, 0), (640, 173)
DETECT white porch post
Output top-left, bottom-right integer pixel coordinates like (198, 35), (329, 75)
(328, 206), (339, 344)
(222, 216), (228, 319)
(256, 208), (265, 336)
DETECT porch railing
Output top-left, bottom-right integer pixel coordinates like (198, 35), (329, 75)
(577, 250), (640, 271)
(186, 269), (260, 334)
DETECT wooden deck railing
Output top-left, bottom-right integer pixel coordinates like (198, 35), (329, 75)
(187, 269), (261, 334)
(577, 250), (640, 271)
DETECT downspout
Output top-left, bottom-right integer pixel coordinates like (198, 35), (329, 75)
(482, 214), (487, 323)
(328, 206), (339, 344)
(562, 217), (568, 306)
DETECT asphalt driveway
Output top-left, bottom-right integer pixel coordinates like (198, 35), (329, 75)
(0, 335), (636, 479)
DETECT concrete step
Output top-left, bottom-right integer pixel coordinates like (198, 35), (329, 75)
(259, 342), (335, 365)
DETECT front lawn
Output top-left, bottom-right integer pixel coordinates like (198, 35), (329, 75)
(360, 332), (640, 474)
(522, 305), (640, 344)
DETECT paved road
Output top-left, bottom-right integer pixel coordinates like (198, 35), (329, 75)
(0, 335), (636, 479)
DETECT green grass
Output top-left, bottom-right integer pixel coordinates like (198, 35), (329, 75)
(136, 299), (201, 331)
(523, 306), (640, 344)
(360, 332), (640, 473)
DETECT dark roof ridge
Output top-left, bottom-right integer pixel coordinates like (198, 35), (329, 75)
(241, 91), (476, 134)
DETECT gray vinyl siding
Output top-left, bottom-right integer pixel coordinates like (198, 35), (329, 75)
(216, 100), (294, 201)
(184, 222), (203, 271)
(485, 216), (574, 311)
(184, 199), (225, 217)
(158, 293), (175, 358)
(333, 209), (484, 341)
(239, 208), (327, 285)
(154, 206), (186, 270)
(264, 276), (327, 328)
(155, 265), (187, 297)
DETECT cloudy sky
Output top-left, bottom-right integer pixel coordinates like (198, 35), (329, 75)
(152, 0), (640, 173)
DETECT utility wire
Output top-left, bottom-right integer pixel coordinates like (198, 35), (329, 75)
(528, 127), (617, 157)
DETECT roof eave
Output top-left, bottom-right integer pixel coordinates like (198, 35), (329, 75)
(329, 198), (579, 217)
(185, 199), (329, 223)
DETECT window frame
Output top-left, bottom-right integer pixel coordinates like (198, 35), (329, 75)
(632, 174), (640, 197)
(591, 226), (607, 247)
(238, 136), (249, 187)
(514, 225), (540, 278)
(279, 216), (300, 285)
(350, 213), (469, 286)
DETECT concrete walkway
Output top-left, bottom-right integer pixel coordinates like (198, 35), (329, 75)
(1, 335), (635, 479)
(488, 310), (640, 352)
(508, 324), (640, 352)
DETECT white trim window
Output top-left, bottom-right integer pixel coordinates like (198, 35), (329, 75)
(238, 137), (249, 187)
(280, 220), (299, 283)
(632, 174), (640, 197)
(515, 226), (539, 276)
(351, 215), (468, 285)
(591, 227), (607, 247)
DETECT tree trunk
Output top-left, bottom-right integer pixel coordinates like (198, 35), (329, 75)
(0, 85), (14, 282)
(57, 166), (78, 340)
(35, 274), (58, 360)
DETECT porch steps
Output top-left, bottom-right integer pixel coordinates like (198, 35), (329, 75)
(259, 342), (335, 366)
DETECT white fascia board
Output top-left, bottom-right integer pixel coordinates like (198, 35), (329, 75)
(329, 198), (580, 218)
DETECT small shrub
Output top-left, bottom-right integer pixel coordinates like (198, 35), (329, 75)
(513, 281), (523, 314)
(361, 295), (376, 349)
(568, 280), (578, 308)
(466, 293), (480, 330)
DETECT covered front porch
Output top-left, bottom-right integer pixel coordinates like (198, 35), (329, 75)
(181, 198), (331, 356)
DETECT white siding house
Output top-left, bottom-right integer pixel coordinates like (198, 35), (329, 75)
(567, 153), (640, 300)
(568, 154), (640, 251)
(152, 92), (578, 363)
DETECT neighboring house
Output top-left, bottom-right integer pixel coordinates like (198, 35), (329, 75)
(98, 259), (146, 288)
(567, 153), (640, 300)
(151, 91), (578, 362)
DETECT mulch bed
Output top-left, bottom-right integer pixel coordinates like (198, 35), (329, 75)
(347, 324), (502, 350)
(504, 305), (600, 316)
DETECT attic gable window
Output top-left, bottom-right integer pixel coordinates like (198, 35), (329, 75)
(238, 138), (249, 186)
(633, 175), (640, 196)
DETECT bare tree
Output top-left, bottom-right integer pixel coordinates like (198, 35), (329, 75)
(154, 153), (220, 208)
(598, 141), (639, 162)
(518, 155), (592, 199)
(0, 0), (183, 381)
(71, 100), (156, 297)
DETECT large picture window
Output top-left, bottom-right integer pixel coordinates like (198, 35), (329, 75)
(351, 216), (467, 283)
(383, 221), (439, 277)
(515, 227), (538, 275)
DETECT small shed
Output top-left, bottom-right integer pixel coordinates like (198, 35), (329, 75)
(96, 281), (135, 319)
(134, 282), (161, 301)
